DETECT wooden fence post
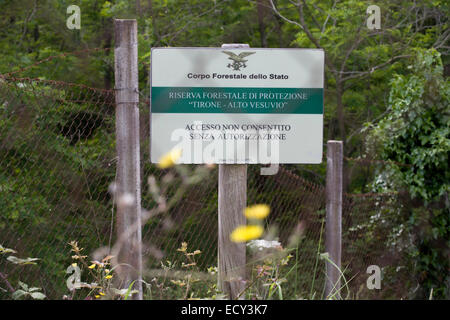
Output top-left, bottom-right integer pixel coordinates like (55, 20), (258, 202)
(218, 43), (249, 300)
(114, 19), (143, 300)
(325, 140), (343, 299)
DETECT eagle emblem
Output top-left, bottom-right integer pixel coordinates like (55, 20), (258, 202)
(222, 51), (256, 71)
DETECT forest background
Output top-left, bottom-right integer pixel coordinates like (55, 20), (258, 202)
(0, 0), (448, 300)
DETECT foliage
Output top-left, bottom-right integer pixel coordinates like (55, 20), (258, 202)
(63, 241), (137, 300)
(11, 281), (46, 300)
(0, 0), (448, 300)
(143, 240), (301, 300)
(0, 80), (115, 296)
(367, 49), (449, 299)
(0, 244), (46, 300)
(273, 0), (448, 146)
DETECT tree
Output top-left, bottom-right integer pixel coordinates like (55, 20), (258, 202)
(367, 49), (449, 299)
(269, 0), (448, 145)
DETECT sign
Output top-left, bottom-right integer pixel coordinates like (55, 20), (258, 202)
(150, 47), (324, 164)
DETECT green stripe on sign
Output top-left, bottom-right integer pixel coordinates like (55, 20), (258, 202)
(151, 87), (323, 114)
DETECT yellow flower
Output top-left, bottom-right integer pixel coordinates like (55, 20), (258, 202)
(244, 204), (270, 220)
(177, 242), (188, 252)
(158, 148), (182, 169)
(105, 275), (113, 280)
(99, 292), (105, 296)
(170, 280), (186, 287)
(88, 264), (96, 269)
(230, 225), (264, 243)
(95, 295), (100, 299)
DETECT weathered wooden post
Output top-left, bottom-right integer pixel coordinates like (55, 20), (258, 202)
(325, 140), (343, 299)
(114, 19), (143, 300)
(217, 43), (249, 300)
(218, 164), (247, 299)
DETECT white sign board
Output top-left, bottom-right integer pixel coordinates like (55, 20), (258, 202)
(150, 47), (324, 164)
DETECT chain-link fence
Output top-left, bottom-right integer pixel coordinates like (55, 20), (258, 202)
(0, 50), (406, 300)
(0, 74), (117, 297)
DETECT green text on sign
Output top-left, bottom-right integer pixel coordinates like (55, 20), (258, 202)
(152, 87), (323, 114)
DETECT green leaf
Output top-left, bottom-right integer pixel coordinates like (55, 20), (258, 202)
(0, 245), (17, 255)
(7, 256), (40, 265)
(124, 281), (137, 300)
(18, 281), (28, 291)
(30, 292), (46, 300)
(12, 290), (27, 300)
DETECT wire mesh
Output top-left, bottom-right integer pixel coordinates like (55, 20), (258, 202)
(0, 76), (116, 298)
(0, 51), (409, 300)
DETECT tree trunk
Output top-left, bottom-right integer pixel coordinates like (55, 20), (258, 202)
(256, 0), (268, 47)
(148, 0), (159, 45)
(136, 0), (142, 16)
(336, 80), (345, 142)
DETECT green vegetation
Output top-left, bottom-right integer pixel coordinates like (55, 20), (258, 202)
(0, 0), (448, 299)
(367, 49), (449, 298)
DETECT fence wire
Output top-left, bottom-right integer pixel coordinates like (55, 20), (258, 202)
(0, 51), (407, 300)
